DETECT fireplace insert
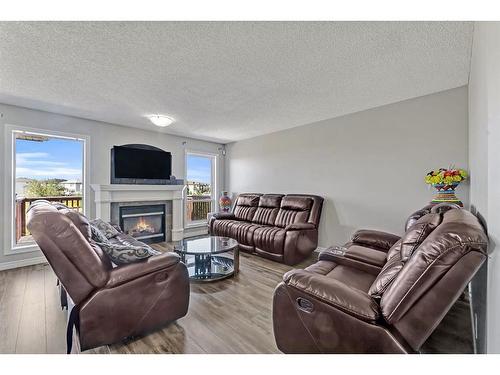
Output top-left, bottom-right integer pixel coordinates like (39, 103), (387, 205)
(119, 204), (166, 244)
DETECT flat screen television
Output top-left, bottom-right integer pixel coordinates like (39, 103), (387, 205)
(111, 145), (172, 183)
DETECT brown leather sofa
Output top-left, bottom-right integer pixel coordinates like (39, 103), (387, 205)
(27, 200), (190, 352)
(272, 204), (488, 353)
(209, 193), (324, 265)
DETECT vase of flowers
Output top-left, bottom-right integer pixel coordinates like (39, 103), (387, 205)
(219, 191), (232, 212)
(425, 168), (467, 207)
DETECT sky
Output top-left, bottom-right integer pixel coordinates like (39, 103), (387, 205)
(16, 137), (83, 181)
(186, 154), (212, 184)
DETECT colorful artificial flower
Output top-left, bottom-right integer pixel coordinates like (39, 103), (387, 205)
(425, 168), (467, 185)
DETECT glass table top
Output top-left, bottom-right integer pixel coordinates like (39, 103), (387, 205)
(174, 235), (238, 255)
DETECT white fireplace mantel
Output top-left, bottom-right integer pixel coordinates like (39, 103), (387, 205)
(90, 184), (186, 241)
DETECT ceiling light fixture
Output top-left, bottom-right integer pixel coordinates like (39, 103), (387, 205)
(148, 114), (174, 127)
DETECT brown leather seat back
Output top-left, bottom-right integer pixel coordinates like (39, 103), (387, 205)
(233, 193), (261, 221)
(404, 204), (434, 231)
(27, 201), (111, 304)
(251, 194), (283, 225)
(369, 212), (442, 298)
(404, 203), (461, 231)
(275, 195), (323, 228)
(380, 209), (488, 349)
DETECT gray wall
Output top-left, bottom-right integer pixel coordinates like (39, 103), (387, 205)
(468, 21), (500, 354)
(0, 103), (224, 268)
(227, 87), (469, 247)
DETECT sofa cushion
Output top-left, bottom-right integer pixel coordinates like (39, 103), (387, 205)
(368, 255), (404, 298)
(305, 260), (376, 293)
(259, 194), (284, 208)
(253, 226), (286, 255)
(59, 208), (92, 241)
(275, 196), (313, 228)
(211, 219), (240, 237)
(369, 213), (442, 298)
(252, 194), (283, 225)
(399, 212), (441, 261)
(227, 221), (262, 246)
(386, 239), (403, 261)
(233, 194), (261, 221)
(281, 196), (313, 211)
(29, 202), (111, 269)
(236, 194), (261, 207)
(381, 209), (488, 325)
(30, 201), (91, 241)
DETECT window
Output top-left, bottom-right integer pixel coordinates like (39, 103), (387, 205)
(185, 152), (216, 226)
(13, 130), (85, 247)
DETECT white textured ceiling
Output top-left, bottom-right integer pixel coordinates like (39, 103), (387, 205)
(0, 22), (473, 143)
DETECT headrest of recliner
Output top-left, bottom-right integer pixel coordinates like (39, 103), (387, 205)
(280, 196), (313, 211)
(259, 194), (283, 208)
(236, 194), (261, 207)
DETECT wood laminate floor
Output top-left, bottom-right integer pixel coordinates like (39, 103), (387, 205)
(0, 244), (473, 354)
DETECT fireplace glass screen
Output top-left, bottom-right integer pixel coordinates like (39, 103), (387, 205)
(119, 204), (165, 244)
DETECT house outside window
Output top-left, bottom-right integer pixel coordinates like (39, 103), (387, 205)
(12, 130), (85, 247)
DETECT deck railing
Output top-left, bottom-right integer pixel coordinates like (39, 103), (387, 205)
(16, 194), (212, 241)
(186, 196), (212, 223)
(15, 196), (83, 242)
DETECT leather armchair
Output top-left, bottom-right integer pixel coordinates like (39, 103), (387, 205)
(27, 201), (190, 352)
(273, 207), (488, 353)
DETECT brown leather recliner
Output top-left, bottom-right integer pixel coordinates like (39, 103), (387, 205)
(209, 193), (324, 265)
(272, 205), (488, 353)
(27, 200), (190, 352)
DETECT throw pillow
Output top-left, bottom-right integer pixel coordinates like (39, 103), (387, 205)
(95, 240), (160, 265)
(90, 224), (109, 243)
(90, 218), (119, 239)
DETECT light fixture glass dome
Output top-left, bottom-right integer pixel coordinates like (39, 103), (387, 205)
(148, 115), (174, 127)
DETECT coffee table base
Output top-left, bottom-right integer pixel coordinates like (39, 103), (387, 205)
(179, 253), (238, 282)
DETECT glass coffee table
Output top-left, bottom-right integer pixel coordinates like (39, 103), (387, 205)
(174, 235), (239, 282)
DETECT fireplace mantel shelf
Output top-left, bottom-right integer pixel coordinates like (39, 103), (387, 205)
(90, 183), (186, 241)
(90, 184), (185, 192)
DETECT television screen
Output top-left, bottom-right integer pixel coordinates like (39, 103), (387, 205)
(113, 146), (172, 180)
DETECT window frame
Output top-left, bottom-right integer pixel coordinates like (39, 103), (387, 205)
(3, 124), (90, 255)
(184, 150), (218, 228)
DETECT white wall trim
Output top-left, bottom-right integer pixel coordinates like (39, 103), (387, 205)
(0, 255), (47, 271)
(314, 246), (328, 253)
(184, 226), (209, 238)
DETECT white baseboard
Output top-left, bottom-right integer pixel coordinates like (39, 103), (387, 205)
(0, 256), (47, 271)
(315, 246), (328, 253)
(184, 226), (209, 238)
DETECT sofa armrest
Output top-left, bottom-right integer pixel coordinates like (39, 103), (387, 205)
(106, 252), (181, 288)
(212, 212), (236, 220)
(350, 229), (400, 251)
(318, 250), (382, 276)
(285, 223), (316, 231)
(283, 269), (380, 322)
